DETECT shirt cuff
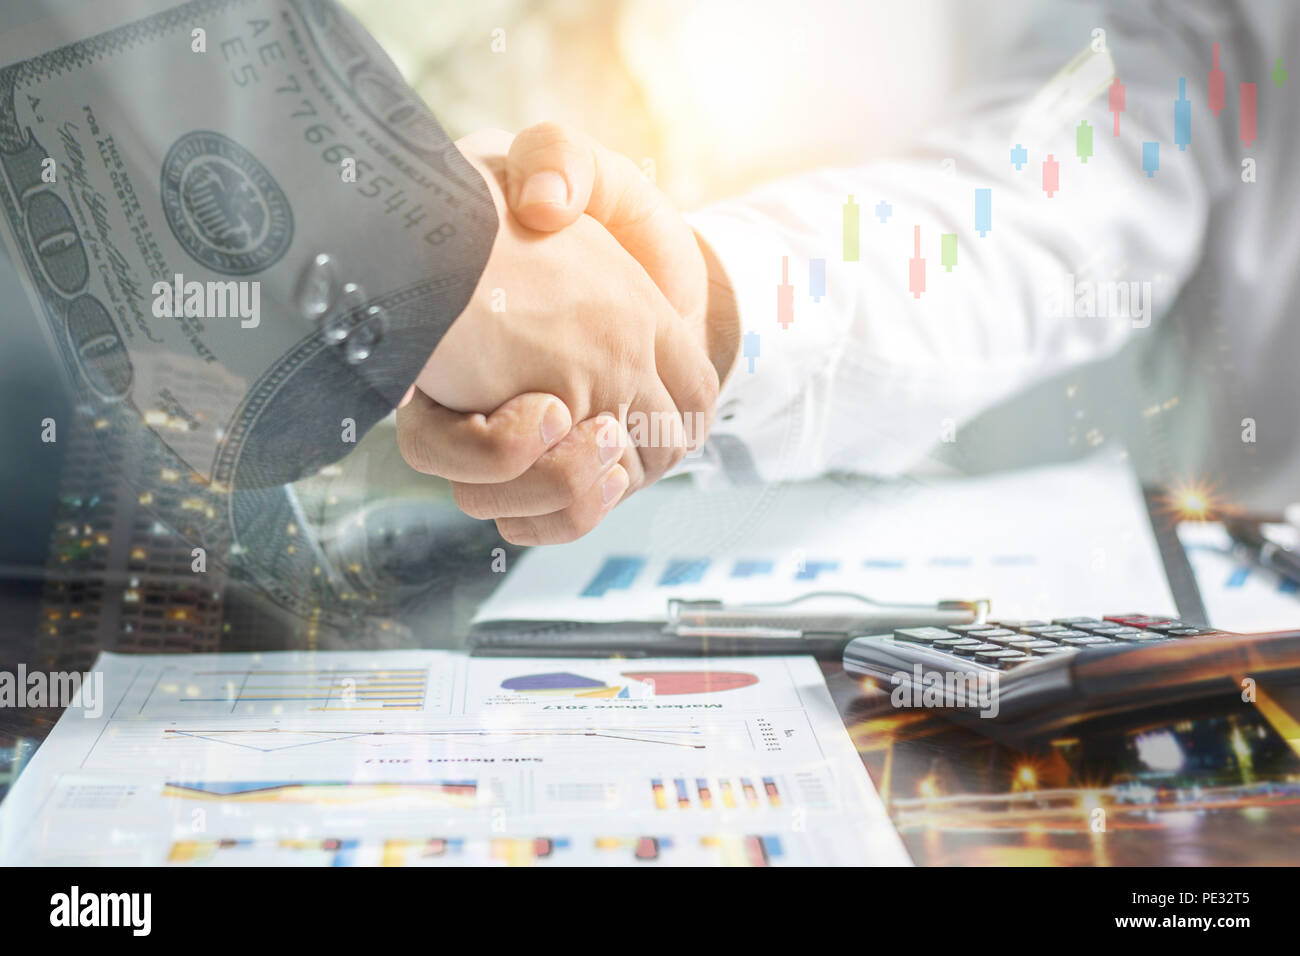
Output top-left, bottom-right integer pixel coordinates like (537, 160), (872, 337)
(685, 206), (849, 486)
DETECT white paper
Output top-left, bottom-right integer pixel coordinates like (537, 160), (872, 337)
(476, 450), (1177, 625)
(0, 650), (909, 867)
(1177, 522), (1300, 632)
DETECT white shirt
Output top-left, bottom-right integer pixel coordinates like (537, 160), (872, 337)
(687, 0), (1299, 511)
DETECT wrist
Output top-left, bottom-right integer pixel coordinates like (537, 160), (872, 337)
(694, 229), (740, 386)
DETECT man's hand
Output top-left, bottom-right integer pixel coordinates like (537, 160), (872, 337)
(505, 123), (739, 387)
(397, 129), (724, 545)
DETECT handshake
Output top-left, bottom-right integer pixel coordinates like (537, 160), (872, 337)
(397, 127), (739, 545)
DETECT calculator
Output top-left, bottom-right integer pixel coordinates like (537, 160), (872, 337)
(843, 614), (1300, 731)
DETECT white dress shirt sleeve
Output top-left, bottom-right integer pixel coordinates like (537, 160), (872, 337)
(687, 9), (1230, 485)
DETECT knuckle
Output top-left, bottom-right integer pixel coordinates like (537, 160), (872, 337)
(554, 462), (589, 508)
(693, 381), (719, 444)
(397, 420), (436, 475)
(633, 451), (665, 487)
(466, 416), (531, 479)
(546, 509), (588, 545)
(702, 366), (721, 407)
(685, 363), (720, 412)
(491, 430), (534, 476)
(495, 518), (534, 547)
(450, 483), (492, 521)
(640, 439), (685, 480)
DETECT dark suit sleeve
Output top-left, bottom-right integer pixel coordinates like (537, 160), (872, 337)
(227, 0), (497, 490)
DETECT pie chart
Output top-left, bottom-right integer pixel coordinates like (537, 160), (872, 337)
(620, 671), (759, 695)
(500, 670), (758, 698)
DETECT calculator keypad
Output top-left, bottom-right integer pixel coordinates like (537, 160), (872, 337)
(890, 615), (1223, 670)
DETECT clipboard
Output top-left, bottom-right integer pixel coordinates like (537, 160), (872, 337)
(468, 592), (986, 659)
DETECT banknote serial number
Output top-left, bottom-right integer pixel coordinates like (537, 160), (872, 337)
(214, 24), (455, 248)
(214, 20), (462, 251)
(272, 73), (455, 247)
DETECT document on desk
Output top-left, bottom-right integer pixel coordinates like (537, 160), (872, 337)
(0, 650), (910, 866)
(475, 450), (1176, 624)
(1178, 521), (1300, 632)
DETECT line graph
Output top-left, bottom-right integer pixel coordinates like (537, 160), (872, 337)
(82, 711), (804, 775)
(160, 725), (712, 753)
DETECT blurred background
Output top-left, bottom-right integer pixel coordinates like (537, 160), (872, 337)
(341, 0), (1069, 208)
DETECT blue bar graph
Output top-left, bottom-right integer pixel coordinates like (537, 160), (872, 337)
(658, 558), (710, 587)
(731, 559), (775, 578)
(1174, 77), (1191, 151)
(795, 560), (839, 581)
(581, 555), (646, 597)
(1142, 141), (1160, 177)
(1223, 562), (1297, 593)
(742, 330), (760, 373)
(975, 188), (992, 237)
(809, 258), (826, 302)
(1225, 566), (1250, 589)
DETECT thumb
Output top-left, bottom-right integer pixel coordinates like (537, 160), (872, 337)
(506, 122), (704, 324)
(506, 122), (598, 232)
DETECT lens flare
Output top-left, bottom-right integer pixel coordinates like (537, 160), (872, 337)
(1156, 477), (1231, 523)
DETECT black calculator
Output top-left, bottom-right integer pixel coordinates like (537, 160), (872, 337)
(843, 614), (1300, 731)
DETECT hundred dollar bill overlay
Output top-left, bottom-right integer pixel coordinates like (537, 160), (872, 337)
(0, 0), (496, 491)
(0, 0), (497, 622)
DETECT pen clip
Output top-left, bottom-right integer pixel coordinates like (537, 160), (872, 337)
(664, 592), (988, 639)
